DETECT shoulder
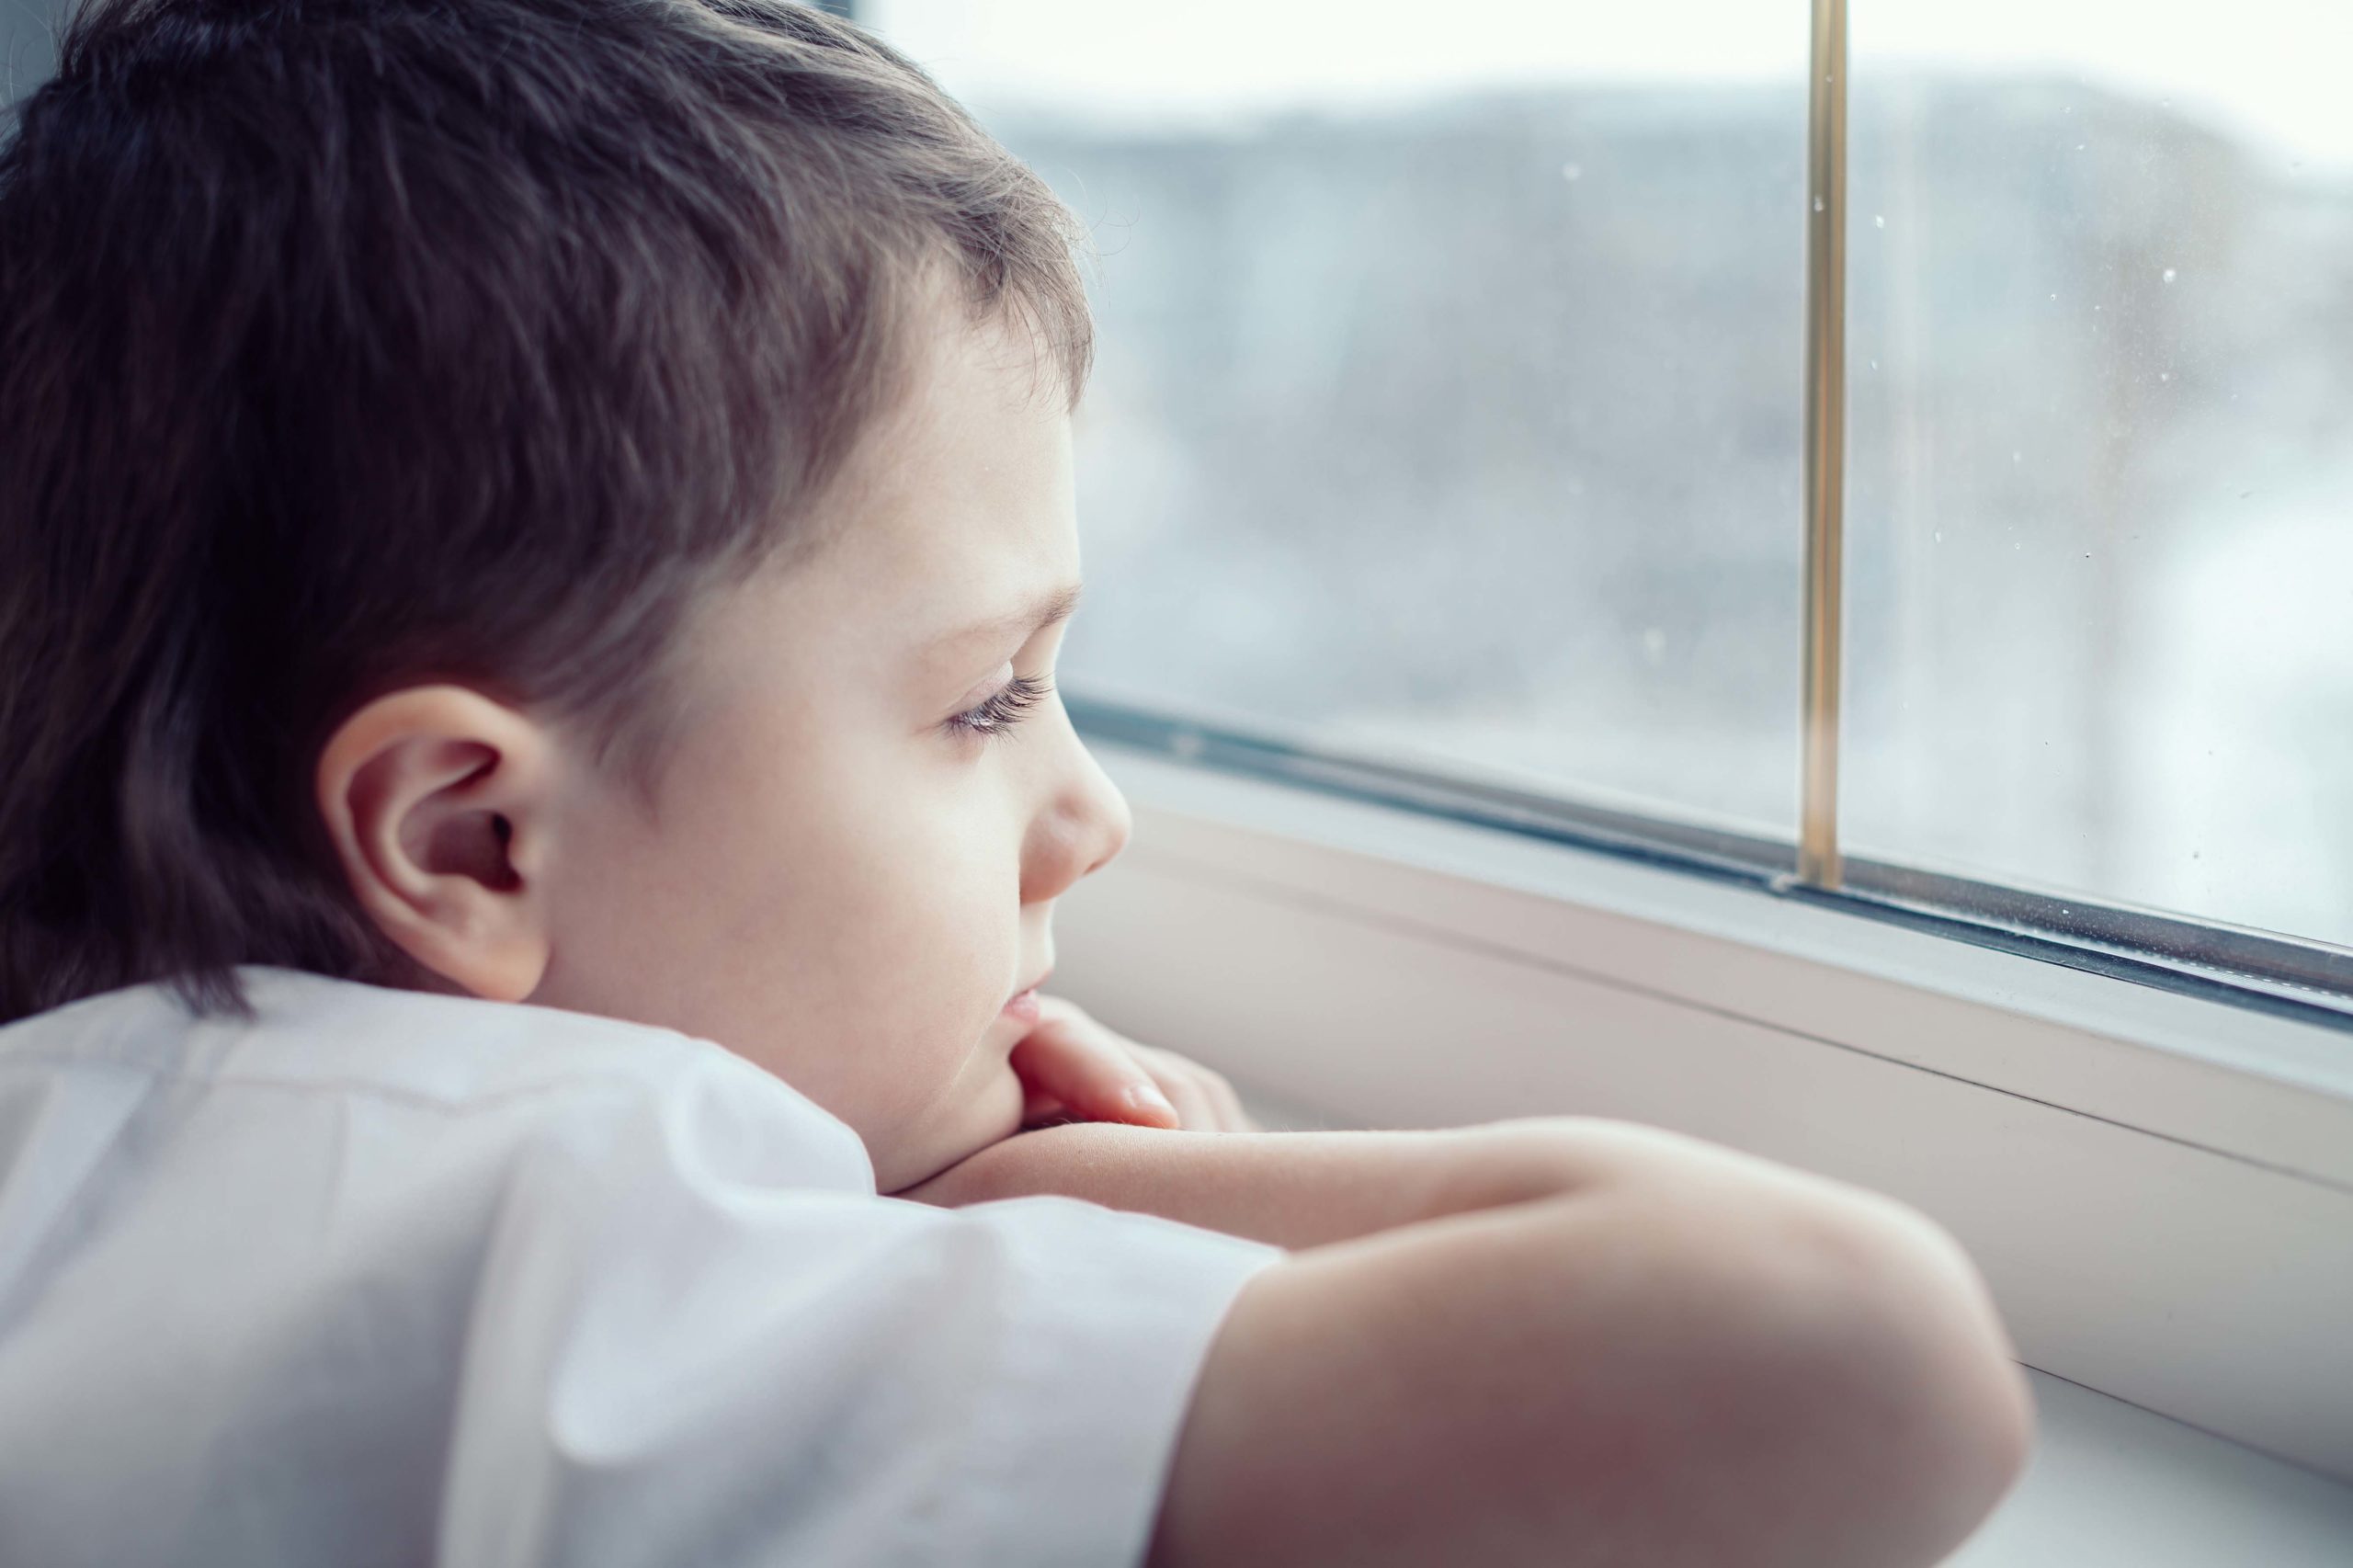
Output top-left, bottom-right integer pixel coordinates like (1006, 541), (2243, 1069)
(0, 969), (1287, 1566)
(0, 964), (876, 1192)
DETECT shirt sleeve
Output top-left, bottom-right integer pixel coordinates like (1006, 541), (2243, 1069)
(435, 1066), (1288, 1568)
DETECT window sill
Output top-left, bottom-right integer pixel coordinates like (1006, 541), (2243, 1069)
(1950, 1371), (2353, 1567)
(1053, 742), (2353, 1479)
(1251, 1063), (2353, 1553)
(1244, 1068), (2353, 1565)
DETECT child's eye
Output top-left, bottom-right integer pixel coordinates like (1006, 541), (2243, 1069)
(944, 674), (1053, 742)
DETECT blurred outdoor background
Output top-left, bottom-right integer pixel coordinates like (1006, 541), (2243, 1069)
(6, 0), (2347, 949)
(865, 0), (2353, 951)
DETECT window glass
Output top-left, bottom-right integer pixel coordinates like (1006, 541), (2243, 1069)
(2, 2), (62, 96)
(870, 1), (1811, 840)
(1846, 1), (2353, 946)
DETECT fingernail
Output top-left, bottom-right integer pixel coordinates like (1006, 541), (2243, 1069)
(1122, 1085), (1179, 1124)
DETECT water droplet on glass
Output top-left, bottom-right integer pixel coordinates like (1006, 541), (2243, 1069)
(1933, 530), (1943, 543)
(2159, 370), (2172, 382)
(1869, 358), (1879, 370)
(1873, 214), (1885, 229)
(1561, 162), (1582, 182)
(1813, 195), (1824, 212)
(2162, 267), (2177, 283)
(2075, 143), (2086, 152)
(2012, 450), (2024, 463)
(2049, 292), (2059, 301)
(2239, 490), (2255, 500)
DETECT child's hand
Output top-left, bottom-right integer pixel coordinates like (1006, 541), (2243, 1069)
(1009, 996), (1258, 1133)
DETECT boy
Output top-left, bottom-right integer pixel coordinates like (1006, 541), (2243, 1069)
(0, 1), (2031, 1563)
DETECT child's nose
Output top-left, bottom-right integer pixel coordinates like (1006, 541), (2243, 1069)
(1021, 747), (1131, 905)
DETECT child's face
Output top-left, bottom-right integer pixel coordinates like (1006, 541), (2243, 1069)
(533, 303), (1129, 1193)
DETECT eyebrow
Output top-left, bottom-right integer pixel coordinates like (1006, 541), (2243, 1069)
(931, 581), (1086, 654)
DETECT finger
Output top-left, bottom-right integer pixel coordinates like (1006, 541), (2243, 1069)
(1142, 1062), (1222, 1132)
(1204, 1073), (1257, 1132)
(1191, 1072), (1252, 1133)
(1130, 1044), (1255, 1133)
(1010, 1017), (1181, 1130)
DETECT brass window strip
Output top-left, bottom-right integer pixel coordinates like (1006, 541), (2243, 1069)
(1800, 0), (1849, 889)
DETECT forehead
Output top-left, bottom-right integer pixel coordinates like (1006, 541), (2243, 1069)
(669, 293), (1081, 723)
(810, 301), (1079, 635)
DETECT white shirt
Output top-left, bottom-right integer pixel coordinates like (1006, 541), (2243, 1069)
(0, 967), (1285, 1566)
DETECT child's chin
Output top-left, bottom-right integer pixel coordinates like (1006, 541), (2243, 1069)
(884, 1063), (1026, 1187)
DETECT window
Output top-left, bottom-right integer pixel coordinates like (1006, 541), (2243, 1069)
(0, 5), (59, 96)
(869, 0), (2353, 999)
(873, 0), (1813, 840)
(1845, 3), (2353, 951)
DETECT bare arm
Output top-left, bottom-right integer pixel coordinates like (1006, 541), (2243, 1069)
(904, 1116), (2035, 1568)
(888, 1116), (1667, 1250)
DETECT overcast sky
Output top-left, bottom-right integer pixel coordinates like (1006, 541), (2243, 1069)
(868, 0), (2353, 170)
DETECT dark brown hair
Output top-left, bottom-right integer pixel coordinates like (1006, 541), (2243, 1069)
(0, 0), (1093, 1024)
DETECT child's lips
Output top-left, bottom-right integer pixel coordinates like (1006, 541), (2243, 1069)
(1000, 986), (1041, 1024)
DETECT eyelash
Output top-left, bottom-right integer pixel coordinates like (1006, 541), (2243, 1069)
(946, 674), (1054, 741)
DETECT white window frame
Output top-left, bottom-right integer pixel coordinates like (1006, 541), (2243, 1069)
(1054, 743), (2353, 1481)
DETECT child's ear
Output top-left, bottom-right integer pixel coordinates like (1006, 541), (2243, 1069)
(313, 685), (563, 1003)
